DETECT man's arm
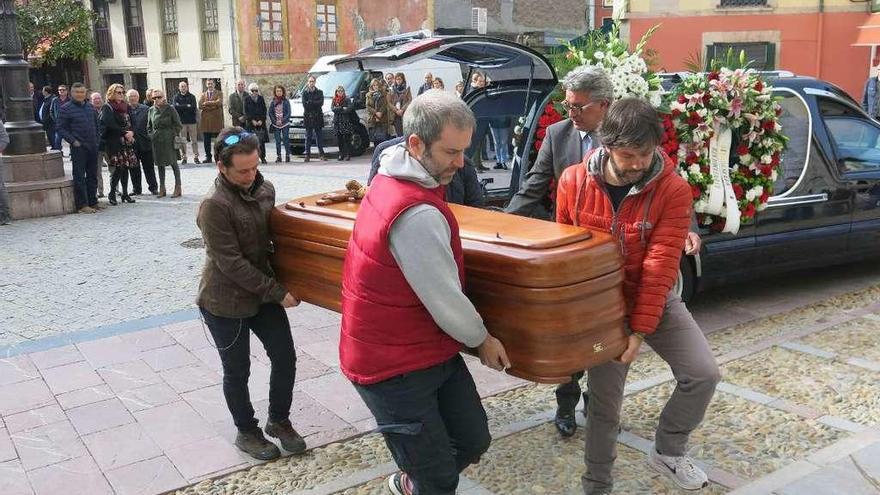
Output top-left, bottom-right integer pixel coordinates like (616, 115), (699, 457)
(461, 159), (485, 207)
(505, 130), (555, 218)
(388, 205), (488, 348)
(55, 106), (76, 145)
(197, 199), (288, 303)
(629, 181), (693, 334)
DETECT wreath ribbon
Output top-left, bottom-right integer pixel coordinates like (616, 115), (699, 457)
(705, 125), (741, 235)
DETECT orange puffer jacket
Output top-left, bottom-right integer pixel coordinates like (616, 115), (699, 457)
(556, 148), (692, 334)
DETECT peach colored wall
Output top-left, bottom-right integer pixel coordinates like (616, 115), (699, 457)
(630, 12), (871, 99)
(355, 0), (430, 46)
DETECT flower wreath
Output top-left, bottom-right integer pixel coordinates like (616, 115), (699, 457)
(661, 68), (788, 233)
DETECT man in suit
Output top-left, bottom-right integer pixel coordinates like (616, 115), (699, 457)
(229, 79), (248, 128)
(506, 66), (703, 438)
(368, 135), (484, 208)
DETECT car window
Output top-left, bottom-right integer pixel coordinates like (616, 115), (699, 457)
(773, 92), (810, 195)
(295, 71), (364, 98)
(818, 98), (862, 118)
(825, 117), (880, 172)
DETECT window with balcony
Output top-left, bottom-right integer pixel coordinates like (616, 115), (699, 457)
(707, 42), (775, 70)
(93, 0), (113, 58)
(201, 0), (220, 60)
(123, 0), (147, 57)
(259, 0), (284, 60)
(316, 0), (337, 57)
(162, 0), (180, 61)
(718, 0), (768, 7)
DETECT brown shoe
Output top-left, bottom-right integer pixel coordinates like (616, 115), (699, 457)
(171, 185), (181, 198)
(234, 429), (280, 461)
(78, 206), (97, 214)
(264, 419), (307, 454)
(158, 187), (166, 198)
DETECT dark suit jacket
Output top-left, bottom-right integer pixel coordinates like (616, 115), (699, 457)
(368, 136), (484, 207)
(506, 119), (587, 220)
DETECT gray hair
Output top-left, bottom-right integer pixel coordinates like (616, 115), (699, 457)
(247, 82), (259, 92)
(561, 66), (614, 103)
(598, 97), (663, 149)
(126, 89), (139, 98)
(403, 89), (476, 148)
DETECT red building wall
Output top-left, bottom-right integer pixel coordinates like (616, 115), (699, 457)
(629, 12), (871, 99)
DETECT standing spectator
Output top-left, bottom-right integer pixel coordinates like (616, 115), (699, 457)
(128, 89), (158, 195)
(455, 80), (465, 98)
(488, 115), (511, 170)
(102, 83), (138, 205)
(50, 85), (70, 151)
(148, 90), (183, 198)
(0, 119), (11, 225)
(30, 82), (44, 123)
(301, 76), (326, 162)
(331, 85), (355, 161)
(466, 72), (490, 171)
(366, 78), (391, 147)
(56, 83), (100, 214)
(173, 81), (200, 163)
(383, 72), (395, 91)
(40, 86), (55, 148)
(91, 92), (108, 198)
(144, 89), (154, 107)
(432, 78), (445, 90)
(199, 79), (224, 163)
(417, 72), (433, 95)
(244, 83), (268, 164)
(862, 71), (880, 120)
(229, 79), (248, 127)
(268, 85), (291, 163)
(388, 73), (412, 137)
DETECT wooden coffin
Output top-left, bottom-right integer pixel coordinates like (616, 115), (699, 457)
(270, 192), (628, 384)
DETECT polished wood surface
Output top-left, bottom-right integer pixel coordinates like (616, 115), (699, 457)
(271, 192), (628, 383)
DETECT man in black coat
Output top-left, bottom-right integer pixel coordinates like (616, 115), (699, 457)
(173, 81), (200, 163)
(128, 89), (158, 195)
(368, 135), (484, 207)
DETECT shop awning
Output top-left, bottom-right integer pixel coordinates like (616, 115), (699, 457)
(854, 14), (880, 46)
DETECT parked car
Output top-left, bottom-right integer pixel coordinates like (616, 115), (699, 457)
(337, 34), (880, 302)
(288, 37), (464, 157)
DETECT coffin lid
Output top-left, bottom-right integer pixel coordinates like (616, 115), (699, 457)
(284, 194), (590, 250)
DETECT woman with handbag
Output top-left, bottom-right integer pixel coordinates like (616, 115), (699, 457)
(366, 78), (391, 147)
(147, 90), (183, 198)
(101, 83), (139, 205)
(245, 83), (269, 164)
(331, 85), (356, 161)
(268, 85), (292, 162)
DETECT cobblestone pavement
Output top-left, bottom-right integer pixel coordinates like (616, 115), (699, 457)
(0, 155), (374, 348)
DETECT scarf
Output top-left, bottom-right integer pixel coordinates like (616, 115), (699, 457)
(333, 94), (346, 107)
(274, 95), (284, 103)
(393, 84), (407, 94)
(109, 99), (129, 114)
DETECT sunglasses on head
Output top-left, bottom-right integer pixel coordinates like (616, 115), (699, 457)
(221, 132), (254, 147)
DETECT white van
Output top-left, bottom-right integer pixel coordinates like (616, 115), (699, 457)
(288, 53), (463, 156)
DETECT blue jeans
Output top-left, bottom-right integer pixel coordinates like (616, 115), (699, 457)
(273, 127), (290, 158)
(304, 127), (323, 158)
(488, 118), (510, 164)
(70, 145), (98, 209)
(353, 355), (491, 494)
(467, 118), (491, 167)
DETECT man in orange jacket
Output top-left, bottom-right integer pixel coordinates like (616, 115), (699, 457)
(556, 98), (720, 494)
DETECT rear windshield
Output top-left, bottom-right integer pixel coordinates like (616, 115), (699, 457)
(294, 71), (365, 98)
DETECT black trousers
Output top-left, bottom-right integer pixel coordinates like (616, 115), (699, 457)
(203, 132), (218, 161)
(354, 355), (491, 495)
(555, 371), (588, 413)
(200, 304), (296, 432)
(336, 132), (351, 157)
(135, 148), (158, 193)
(70, 146), (98, 209)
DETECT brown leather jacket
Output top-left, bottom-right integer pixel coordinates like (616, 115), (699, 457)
(196, 171), (287, 318)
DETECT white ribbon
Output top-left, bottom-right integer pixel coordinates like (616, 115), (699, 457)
(705, 125), (741, 235)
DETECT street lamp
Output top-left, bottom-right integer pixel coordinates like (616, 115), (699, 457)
(0, 0), (75, 218)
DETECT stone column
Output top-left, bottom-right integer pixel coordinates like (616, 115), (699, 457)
(0, 0), (75, 219)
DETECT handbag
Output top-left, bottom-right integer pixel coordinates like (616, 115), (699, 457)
(369, 126), (388, 143)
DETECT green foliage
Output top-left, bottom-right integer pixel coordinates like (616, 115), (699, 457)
(15, 0), (97, 65)
(708, 47), (753, 71)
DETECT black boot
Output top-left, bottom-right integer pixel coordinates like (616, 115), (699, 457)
(120, 169), (135, 203)
(108, 168), (120, 205)
(235, 429), (280, 461)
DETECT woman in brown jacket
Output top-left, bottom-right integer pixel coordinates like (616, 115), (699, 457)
(199, 79), (224, 162)
(387, 72), (412, 137)
(365, 78), (392, 146)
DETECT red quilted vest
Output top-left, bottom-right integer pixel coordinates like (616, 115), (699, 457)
(339, 173), (465, 385)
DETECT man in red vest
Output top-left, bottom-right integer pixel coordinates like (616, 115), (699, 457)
(340, 89), (510, 495)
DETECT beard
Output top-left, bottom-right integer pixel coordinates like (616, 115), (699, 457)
(608, 158), (649, 186)
(420, 149), (456, 185)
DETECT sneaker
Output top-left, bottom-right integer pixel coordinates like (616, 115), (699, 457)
(78, 206), (97, 214)
(234, 429), (281, 461)
(264, 419), (306, 454)
(647, 445), (708, 490)
(386, 472), (413, 495)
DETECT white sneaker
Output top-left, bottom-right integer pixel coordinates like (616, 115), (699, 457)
(647, 445), (709, 490)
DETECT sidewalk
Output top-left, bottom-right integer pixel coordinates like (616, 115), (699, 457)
(0, 303), (526, 495)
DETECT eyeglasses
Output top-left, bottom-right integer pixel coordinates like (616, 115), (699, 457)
(251, 89), (259, 93)
(153, 96), (164, 100)
(561, 100), (598, 115)
(114, 90), (124, 94)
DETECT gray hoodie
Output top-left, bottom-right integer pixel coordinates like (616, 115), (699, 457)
(378, 143), (488, 348)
